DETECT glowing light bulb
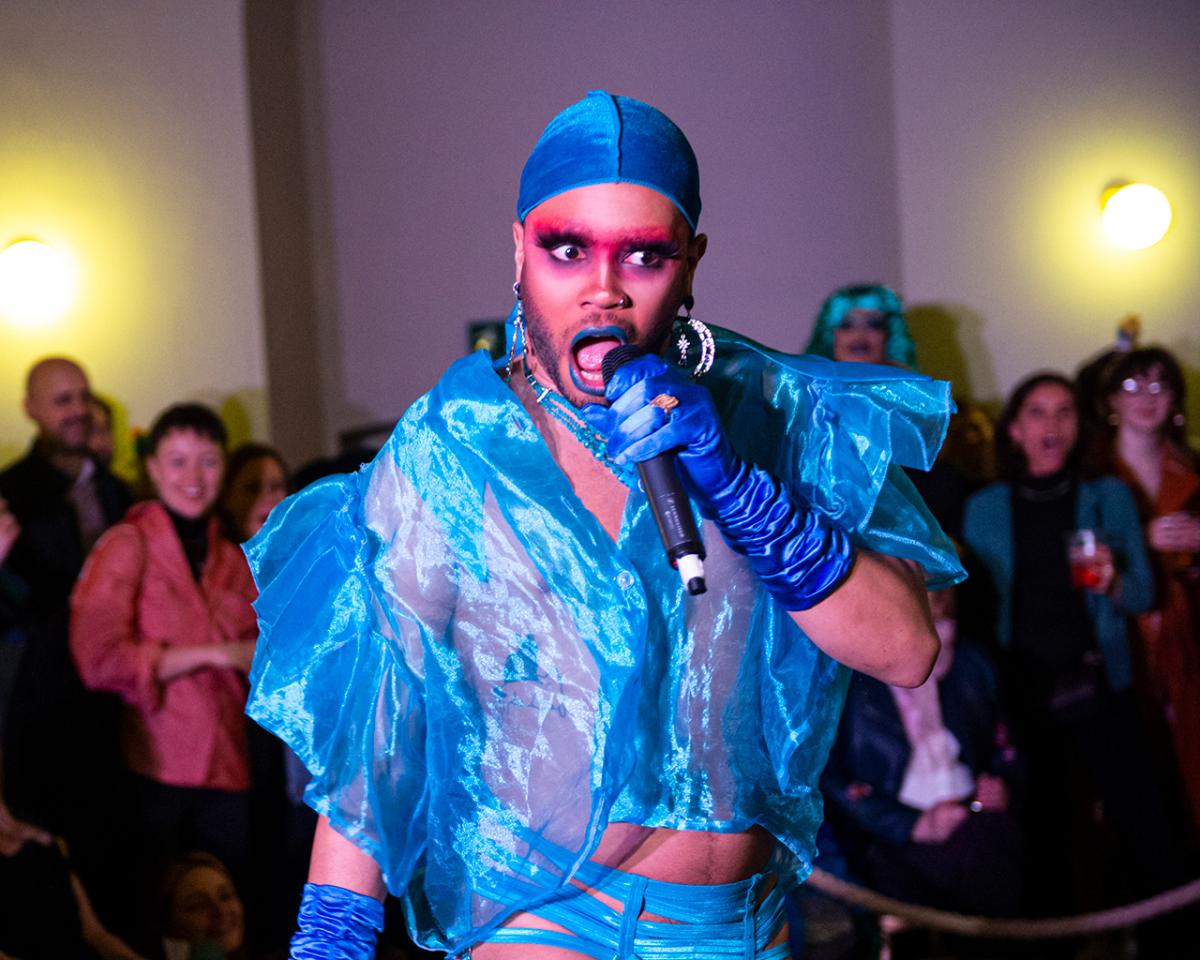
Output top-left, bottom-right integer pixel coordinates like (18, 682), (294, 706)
(1101, 183), (1172, 250)
(0, 240), (79, 328)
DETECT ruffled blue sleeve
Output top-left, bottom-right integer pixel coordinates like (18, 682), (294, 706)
(244, 457), (441, 896)
(708, 327), (963, 588)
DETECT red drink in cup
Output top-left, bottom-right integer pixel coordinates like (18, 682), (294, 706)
(1067, 530), (1104, 590)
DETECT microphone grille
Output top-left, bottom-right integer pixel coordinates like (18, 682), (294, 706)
(601, 344), (645, 385)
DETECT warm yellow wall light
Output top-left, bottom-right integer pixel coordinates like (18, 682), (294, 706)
(0, 239), (79, 328)
(1101, 183), (1172, 250)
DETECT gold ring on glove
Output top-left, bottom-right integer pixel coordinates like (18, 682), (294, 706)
(650, 393), (680, 413)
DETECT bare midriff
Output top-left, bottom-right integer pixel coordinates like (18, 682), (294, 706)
(479, 376), (790, 957)
(471, 824), (788, 960)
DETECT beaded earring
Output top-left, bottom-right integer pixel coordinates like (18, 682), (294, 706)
(671, 296), (715, 379)
(505, 282), (525, 382)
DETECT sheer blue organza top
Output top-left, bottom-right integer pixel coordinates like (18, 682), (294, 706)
(245, 327), (964, 954)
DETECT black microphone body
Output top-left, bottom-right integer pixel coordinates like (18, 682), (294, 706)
(601, 346), (707, 595)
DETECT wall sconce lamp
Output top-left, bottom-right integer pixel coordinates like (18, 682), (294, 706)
(1101, 182), (1172, 250)
(0, 238), (78, 328)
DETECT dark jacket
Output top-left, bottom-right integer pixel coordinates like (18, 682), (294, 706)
(962, 476), (1153, 691)
(822, 641), (1020, 848)
(0, 445), (131, 706)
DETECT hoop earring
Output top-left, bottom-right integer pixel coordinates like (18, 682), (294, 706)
(671, 297), (715, 379)
(506, 282), (525, 382)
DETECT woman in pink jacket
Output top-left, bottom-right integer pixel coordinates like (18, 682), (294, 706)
(71, 404), (257, 924)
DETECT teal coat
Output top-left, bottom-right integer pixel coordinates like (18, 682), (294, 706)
(962, 476), (1153, 691)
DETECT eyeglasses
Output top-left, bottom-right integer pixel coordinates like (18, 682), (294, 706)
(1120, 378), (1166, 395)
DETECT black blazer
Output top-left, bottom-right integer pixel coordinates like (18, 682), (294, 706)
(0, 446), (131, 704)
(821, 640), (1021, 848)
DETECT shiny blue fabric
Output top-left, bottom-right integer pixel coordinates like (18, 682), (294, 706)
(517, 90), (701, 230)
(290, 883), (384, 959)
(245, 325), (963, 954)
(480, 850), (789, 959)
(582, 353), (855, 610)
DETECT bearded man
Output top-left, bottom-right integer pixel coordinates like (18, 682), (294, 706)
(247, 91), (962, 959)
(0, 357), (132, 929)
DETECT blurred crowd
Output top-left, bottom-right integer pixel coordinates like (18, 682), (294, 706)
(805, 288), (1200, 959)
(0, 359), (380, 959)
(0, 286), (1197, 960)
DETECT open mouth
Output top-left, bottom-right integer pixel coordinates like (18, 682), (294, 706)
(570, 327), (627, 395)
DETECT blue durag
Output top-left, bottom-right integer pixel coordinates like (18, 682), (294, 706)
(517, 89), (701, 229)
(505, 89), (702, 363)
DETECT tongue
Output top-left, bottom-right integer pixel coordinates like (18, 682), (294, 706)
(575, 338), (623, 373)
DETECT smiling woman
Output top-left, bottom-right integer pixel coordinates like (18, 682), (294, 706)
(1094, 348), (1200, 836)
(69, 402), (260, 942)
(160, 851), (247, 959)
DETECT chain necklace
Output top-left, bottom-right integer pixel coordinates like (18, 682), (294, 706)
(523, 370), (634, 485)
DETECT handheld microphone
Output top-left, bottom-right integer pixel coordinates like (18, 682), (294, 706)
(601, 345), (707, 596)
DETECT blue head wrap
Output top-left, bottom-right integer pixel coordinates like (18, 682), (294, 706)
(517, 90), (701, 230)
(804, 283), (919, 371)
(501, 91), (702, 366)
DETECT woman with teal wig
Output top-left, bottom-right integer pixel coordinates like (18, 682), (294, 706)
(805, 283), (919, 371)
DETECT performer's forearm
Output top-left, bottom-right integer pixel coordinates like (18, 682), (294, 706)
(291, 818), (387, 958)
(308, 815), (388, 899)
(790, 552), (937, 687)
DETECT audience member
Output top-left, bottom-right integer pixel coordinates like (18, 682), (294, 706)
(69, 403), (258, 950)
(89, 395), (117, 469)
(804, 282), (918, 369)
(217, 442), (308, 952)
(0, 497), (26, 755)
(941, 400), (996, 489)
(1094, 347), (1200, 839)
(822, 586), (1022, 957)
(158, 852), (247, 960)
(805, 282), (968, 538)
(962, 372), (1179, 948)
(218, 443), (288, 544)
(0, 356), (132, 928)
(0, 829), (141, 960)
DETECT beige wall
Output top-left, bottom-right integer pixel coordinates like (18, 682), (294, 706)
(891, 0), (1200, 429)
(6, 2), (1197, 469)
(295, 0), (904, 451)
(0, 1), (267, 473)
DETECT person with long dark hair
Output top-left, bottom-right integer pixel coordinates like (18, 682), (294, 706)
(963, 372), (1178, 944)
(218, 444), (289, 546)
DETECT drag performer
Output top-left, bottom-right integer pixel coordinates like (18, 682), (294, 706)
(246, 91), (964, 958)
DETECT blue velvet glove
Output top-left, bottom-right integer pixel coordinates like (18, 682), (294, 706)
(581, 354), (855, 610)
(291, 882), (385, 960)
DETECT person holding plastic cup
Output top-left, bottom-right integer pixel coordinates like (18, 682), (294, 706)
(963, 372), (1179, 942)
